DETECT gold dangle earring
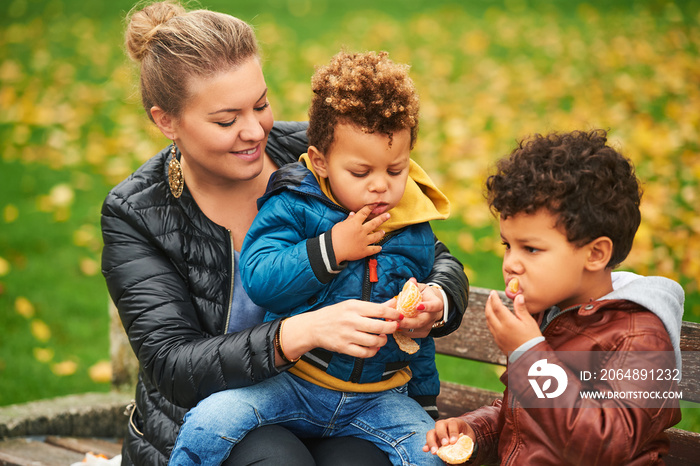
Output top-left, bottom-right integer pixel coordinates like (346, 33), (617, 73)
(168, 142), (184, 198)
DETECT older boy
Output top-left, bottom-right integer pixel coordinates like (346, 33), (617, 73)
(171, 51), (452, 466)
(425, 130), (683, 465)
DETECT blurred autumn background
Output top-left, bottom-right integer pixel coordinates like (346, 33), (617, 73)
(1, 0), (698, 431)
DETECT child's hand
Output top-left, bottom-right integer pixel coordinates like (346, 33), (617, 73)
(484, 290), (542, 355)
(423, 417), (475, 455)
(332, 205), (390, 263)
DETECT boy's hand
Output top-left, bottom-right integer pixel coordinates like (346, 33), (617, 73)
(332, 205), (390, 263)
(423, 417), (475, 455)
(484, 290), (542, 355)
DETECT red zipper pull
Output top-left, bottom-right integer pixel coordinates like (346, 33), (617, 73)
(368, 258), (378, 283)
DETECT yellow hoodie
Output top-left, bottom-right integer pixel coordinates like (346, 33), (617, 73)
(298, 153), (450, 232)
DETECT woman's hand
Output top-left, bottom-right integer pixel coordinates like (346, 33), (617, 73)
(395, 278), (445, 338)
(423, 417), (475, 455)
(280, 299), (403, 362)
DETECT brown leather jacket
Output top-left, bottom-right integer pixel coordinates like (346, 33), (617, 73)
(463, 299), (682, 466)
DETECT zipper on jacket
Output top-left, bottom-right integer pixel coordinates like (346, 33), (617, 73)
(223, 230), (236, 334)
(350, 257), (377, 382)
(363, 256), (376, 301)
(349, 231), (398, 383)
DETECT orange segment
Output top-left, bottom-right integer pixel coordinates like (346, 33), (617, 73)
(394, 331), (420, 354)
(436, 434), (474, 464)
(507, 277), (520, 294)
(396, 280), (421, 317)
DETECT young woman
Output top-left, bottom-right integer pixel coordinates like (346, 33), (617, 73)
(101, 2), (468, 465)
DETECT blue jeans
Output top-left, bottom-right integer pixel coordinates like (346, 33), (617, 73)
(169, 372), (442, 466)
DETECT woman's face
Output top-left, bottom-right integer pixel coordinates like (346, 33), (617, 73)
(173, 56), (274, 186)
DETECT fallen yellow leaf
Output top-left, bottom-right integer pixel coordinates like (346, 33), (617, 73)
(3, 204), (18, 223)
(79, 257), (99, 276)
(0, 256), (10, 276)
(30, 319), (51, 342)
(33, 347), (54, 363)
(51, 360), (77, 376)
(89, 360), (112, 384)
(48, 184), (74, 208)
(15, 296), (34, 318)
(73, 225), (96, 248)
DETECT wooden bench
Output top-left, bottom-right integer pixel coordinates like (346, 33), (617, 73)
(435, 286), (700, 466)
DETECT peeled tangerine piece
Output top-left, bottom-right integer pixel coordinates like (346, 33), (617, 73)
(437, 434), (475, 464)
(396, 280), (421, 318)
(394, 330), (420, 355)
(507, 277), (520, 295)
(394, 280), (422, 354)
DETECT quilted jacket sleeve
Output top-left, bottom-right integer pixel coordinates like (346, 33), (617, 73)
(101, 189), (282, 409)
(240, 194), (328, 313)
(427, 236), (469, 337)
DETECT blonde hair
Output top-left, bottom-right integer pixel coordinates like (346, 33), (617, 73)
(307, 51), (420, 154)
(124, 1), (259, 121)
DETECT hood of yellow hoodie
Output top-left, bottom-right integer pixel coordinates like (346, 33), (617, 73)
(299, 153), (450, 233)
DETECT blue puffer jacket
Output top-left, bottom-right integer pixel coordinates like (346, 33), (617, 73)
(240, 162), (440, 408)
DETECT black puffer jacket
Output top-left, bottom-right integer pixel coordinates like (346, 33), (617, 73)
(101, 121), (469, 465)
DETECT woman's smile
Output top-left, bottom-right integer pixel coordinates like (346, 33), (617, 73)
(231, 145), (262, 161)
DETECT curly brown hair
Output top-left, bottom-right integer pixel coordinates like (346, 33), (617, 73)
(486, 129), (642, 268)
(307, 51), (419, 154)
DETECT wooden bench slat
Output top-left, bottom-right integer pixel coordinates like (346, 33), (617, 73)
(434, 287), (507, 365)
(666, 427), (700, 466)
(679, 322), (700, 403)
(437, 381), (501, 419)
(680, 321), (700, 351)
(44, 435), (122, 458)
(0, 438), (84, 465)
(679, 346), (700, 403)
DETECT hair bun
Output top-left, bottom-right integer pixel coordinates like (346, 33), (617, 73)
(125, 1), (186, 62)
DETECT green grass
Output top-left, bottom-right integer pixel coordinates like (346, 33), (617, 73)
(0, 160), (111, 405)
(1, 0), (698, 433)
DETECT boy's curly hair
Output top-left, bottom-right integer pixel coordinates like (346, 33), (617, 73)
(307, 51), (419, 154)
(486, 129), (642, 268)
